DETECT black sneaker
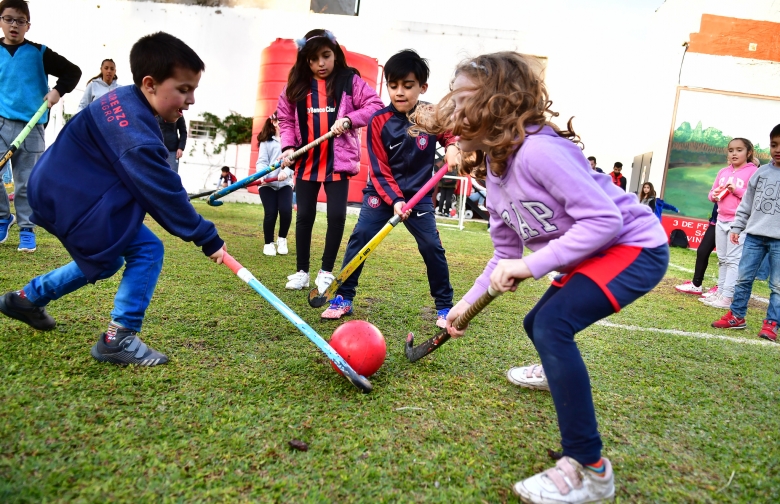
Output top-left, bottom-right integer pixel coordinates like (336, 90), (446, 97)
(91, 331), (169, 366)
(0, 291), (56, 330)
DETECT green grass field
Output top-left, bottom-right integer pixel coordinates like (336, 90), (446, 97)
(1, 201), (778, 503)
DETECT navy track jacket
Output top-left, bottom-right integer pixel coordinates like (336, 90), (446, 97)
(366, 103), (456, 206)
(28, 85), (223, 282)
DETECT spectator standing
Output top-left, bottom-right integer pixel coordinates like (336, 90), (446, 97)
(701, 138), (759, 309)
(610, 162), (626, 191)
(77, 58), (119, 111)
(587, 156), (604, 174)
(256, 112), (293, 256)
(157, 115), (187, 173)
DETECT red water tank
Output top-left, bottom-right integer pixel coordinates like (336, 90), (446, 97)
(250, 38), (381, 204)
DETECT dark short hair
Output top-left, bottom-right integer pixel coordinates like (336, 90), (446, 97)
(771, 124), (780, 139)
(384, 49), (429, 85)
(587, 156), (596, 162)
(614, 162), (623, 168)
(221, 166), (230, 172)
(0, 0), (30, 19)
(129, 32), (205, 87)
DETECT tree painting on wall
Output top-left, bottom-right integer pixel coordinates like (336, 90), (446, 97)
(662, 88), (780, 220)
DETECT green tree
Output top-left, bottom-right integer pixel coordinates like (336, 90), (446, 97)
(200, 111), (253, 154)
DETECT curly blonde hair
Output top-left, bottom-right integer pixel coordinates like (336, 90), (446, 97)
(411, 52), (579, 178)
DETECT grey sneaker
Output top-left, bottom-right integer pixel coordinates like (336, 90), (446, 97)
(91, 331), (168, 366)
(0, 291), (56, 330)
(512, 456), (615, 503)
(507, 364), (549, 391)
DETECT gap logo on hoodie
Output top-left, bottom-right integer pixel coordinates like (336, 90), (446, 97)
(501, 201), (558, 241)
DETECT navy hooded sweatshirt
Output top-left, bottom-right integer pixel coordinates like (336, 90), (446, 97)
(28, 85), (223, 282)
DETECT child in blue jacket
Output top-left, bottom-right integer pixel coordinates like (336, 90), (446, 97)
(0, 32), (225, 366)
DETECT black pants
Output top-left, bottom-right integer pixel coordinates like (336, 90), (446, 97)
(258, 185), (293, 244)
(693, 223), (716, 287)
(295, 178), (349, 273)
(438, 187), (455, 214)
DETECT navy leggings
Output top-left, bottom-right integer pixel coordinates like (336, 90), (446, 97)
(523, 245), (669, 464)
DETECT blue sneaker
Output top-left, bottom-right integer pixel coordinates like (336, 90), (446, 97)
(321, 295), (353, 320)
(18, 227), (36, 252)
(436, 308), (451, 329)
(0, 214), (15, 243)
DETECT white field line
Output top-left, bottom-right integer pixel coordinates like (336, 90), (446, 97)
(667, 263), (768, 304)
(596, 320), (779, 349)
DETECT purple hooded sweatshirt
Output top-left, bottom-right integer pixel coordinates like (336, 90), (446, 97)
(464, 126), (668, 305)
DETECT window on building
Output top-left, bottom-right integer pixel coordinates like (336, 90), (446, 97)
(190, 120), (217, 140)
(310, 0), (359, 16)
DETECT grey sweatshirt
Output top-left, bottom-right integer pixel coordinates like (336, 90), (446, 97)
(731, 162), (780, 239)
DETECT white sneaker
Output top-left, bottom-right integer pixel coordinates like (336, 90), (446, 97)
(315, 269), (335, 295)
(277, 237), (288, 255)
(513, 456), (615, 504)
(707, 295), (732, 309)
(674, 281), (702, 295)
(699, 293), (718, 304)
(285, 271), (309, 290)
(263, 243), (276, 256)
(701, 286), (718, 299)
(506, 364), (549, 391)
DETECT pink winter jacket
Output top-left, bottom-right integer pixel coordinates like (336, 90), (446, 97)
(708, 162), (759, 222)
(277, 72), (383, 176)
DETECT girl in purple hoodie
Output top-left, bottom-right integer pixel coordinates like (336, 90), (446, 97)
(277, 29), (383, 293)
(416, 53), (669, 503)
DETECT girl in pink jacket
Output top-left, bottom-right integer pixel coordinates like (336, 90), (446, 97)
(277, 29), (383, 293)
(701, 138), (759, 309)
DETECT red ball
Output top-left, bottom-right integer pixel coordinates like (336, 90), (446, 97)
(329, 320), (386, 377)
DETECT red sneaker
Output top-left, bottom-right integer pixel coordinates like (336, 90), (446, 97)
(758, 319), (777, 342)
(711, 311), (746, 329)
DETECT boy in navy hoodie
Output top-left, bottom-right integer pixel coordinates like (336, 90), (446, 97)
(320, 49), (459, 327)
(0, 0), (81, 252)
(0, 32), (225, 366)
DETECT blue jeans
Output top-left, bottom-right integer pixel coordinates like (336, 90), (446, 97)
(523, 245), (669, 465)
(730, 234), (780, 322)
(22, 224), (164, 331)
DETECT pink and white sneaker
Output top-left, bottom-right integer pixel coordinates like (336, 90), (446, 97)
(675, 281), (702, 295)
(321, 295), (353, 320)
(701, 285), (718, 299)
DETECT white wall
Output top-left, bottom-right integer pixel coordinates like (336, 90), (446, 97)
(30, 0), (780, 194)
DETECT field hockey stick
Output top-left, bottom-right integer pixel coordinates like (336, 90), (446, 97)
(190, 178), (280, 200)
(222, 251), (373, 393)
(246, 176), (278, 188)
(0, 101), (48, 171)
(308, 163), (451, 308)
(406, 286), (502, 362)
(208, 120), (350, 207)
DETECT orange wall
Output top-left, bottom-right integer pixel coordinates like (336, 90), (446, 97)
(688, 14), (780, 62)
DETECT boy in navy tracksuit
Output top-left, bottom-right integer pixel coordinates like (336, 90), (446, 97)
(321, 49), (459, 327)
(0, 32), (226, 366)
(0, 0), (81, 252)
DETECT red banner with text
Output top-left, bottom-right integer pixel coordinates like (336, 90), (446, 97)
(661, 215), (710, 249)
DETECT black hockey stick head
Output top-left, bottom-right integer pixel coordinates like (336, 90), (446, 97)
(308, 287), (328, 308)
(342, 369), (373, 393)
(405, 330), (451, 363)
